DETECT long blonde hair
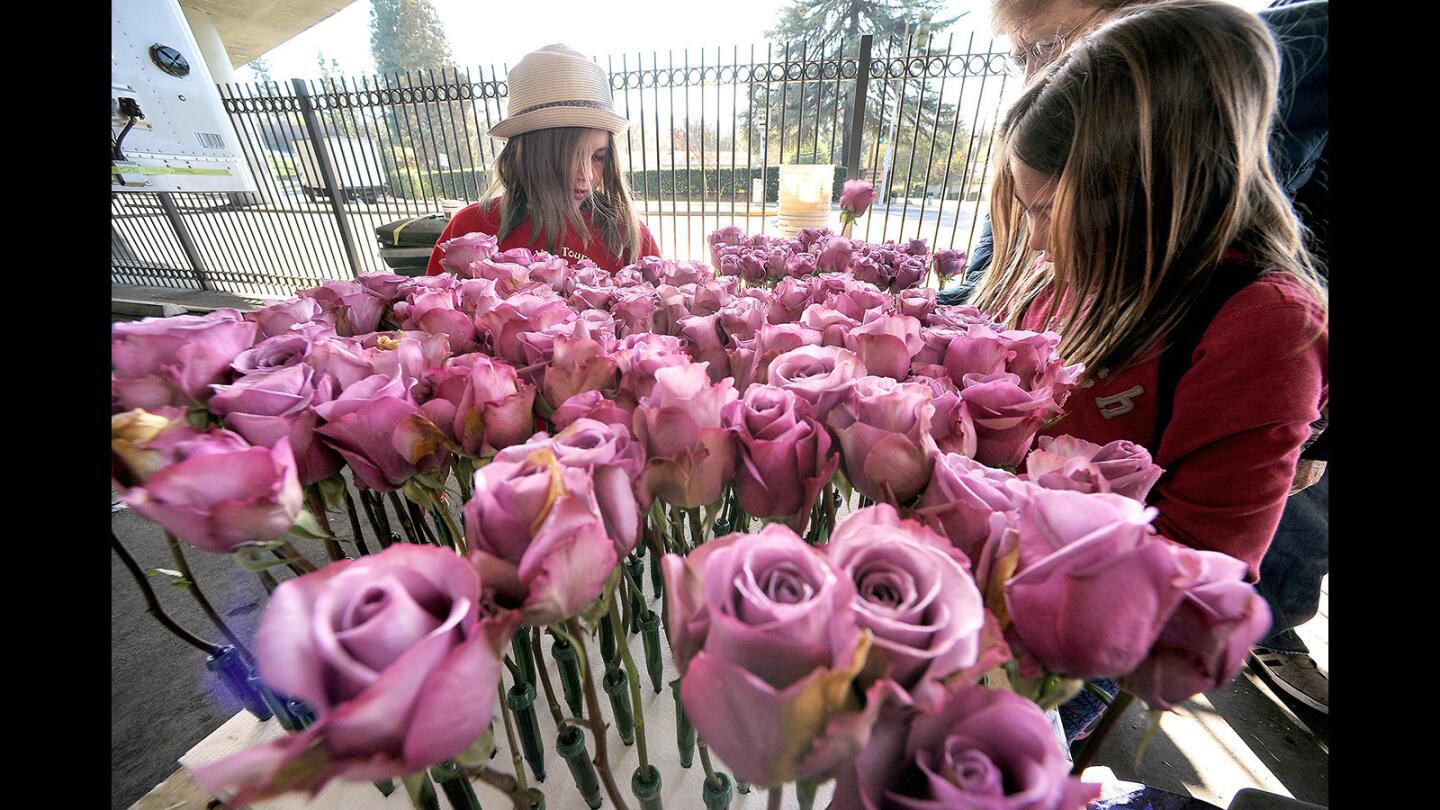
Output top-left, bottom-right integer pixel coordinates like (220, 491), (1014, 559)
(488, 127), (644, 262)
(971, 0), (1327, 375)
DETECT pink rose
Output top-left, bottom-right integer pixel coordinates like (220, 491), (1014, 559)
(827, 376), (937, 504)
(768, 345), (868, 424)
(839, 180), (876, 218)
(551, 390), (635, 431)
(208, 364), (342, 486)
(112, 310), (258, 410)
(632, 364), (738, 508)
(916, 452), (1019, 561)
(415, 354), (537, 458)
(662, 526), (878, 787)
(960, 376), (1060, 468)
(465, 448), (616, 624)
(843, 312), (923, 380)
(192, 545), (517, 803)
(722, 384), (838, 529)
(1027, 435), (1165, 501)
(120, 432), (303, 553)
(437, 230), (500, 273)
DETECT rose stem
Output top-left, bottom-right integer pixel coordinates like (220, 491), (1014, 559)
(454, 456), (473, 502)
(497, 680), (530, 792)
(274, 540), (318, 573)
(822, 481), (836, 540)
(688, 507), (705, 548)
(163, 532), (255, 664)
(255, 569), (278, 593)
(1070, 691), (1135, 773)
(531, 626), (566, 727)
(303, 485), (346, 561)
(668, 506), (687, 553)
(406, 500), (441, 546)
(768, 786), (783, 810)
(607, 581), (650, 773)
(340, 487), (371, 555)
(618, 565), (635, 637)
(433, 491), (467, 554)
(387, 492), (423, 543)
(112, 532), (223, 656)
(567, 617), (635, 810)
(362, 490), (394, 544)
(697, 738), (723, 790)
(466, 765), (530, 810)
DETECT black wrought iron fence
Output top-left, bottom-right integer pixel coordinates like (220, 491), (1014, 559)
(110, 33), (1012, 298)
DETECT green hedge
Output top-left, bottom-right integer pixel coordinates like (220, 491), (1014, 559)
(388, 169), (491, 200)
(624, 166), (849, 204)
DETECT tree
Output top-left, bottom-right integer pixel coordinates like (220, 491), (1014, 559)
(742, 0), (972, 199)
(246, 57), (273, 86)
(368, 0), (483, 197)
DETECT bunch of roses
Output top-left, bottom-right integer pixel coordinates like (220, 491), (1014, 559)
(112, 224), (1271, 808)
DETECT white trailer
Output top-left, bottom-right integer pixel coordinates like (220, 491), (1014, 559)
(290, 137), (389, 204)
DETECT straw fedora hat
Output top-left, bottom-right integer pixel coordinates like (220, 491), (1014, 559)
(488, 44), (631, 140)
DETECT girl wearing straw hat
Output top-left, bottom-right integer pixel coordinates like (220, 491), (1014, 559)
(426, 44), (660, 275)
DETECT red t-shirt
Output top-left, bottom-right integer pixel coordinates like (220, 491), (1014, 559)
(1021, 269), (1328, 579)
(426, 198), (660, 275)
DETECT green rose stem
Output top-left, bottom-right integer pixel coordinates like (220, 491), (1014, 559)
(254, 569), (278, 594)
(507, 681), (547, 783)
(549, 634), (586, 718)
(668, 506), (687, 553)
(1069, 691), (1136, 773)
(604, 579), (645, 755)
(429, 761), (483, 810)
(387, 492), (423, 543)
(407, 500), (442, 546)
(530, 627), (565, 724)
(698, 740), (734, 809)
(565, 616), (635, 810)
(274, 539), (319, 573)
(639, 610), (663, 693)
(645, 524), (665, 596)
(671, 680), (695, 768)
(340, 488), (372, 555)
(112, 532), (223, 656)
(687, 508), (705, 548)
(302, 485), (346, 561)
(401, 771), (442, 810)
(360, 491), (394, 545)
(618, 569), (635, 637)
(497, 680), (531, 794)
(795, 778), (817, 810)
(512, 626), (537, 687)
(433, 490), (467, 554)
(625, 555), (646, 600)
(163, 532), (255, 665)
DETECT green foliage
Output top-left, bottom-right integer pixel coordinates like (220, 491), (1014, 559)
(369, 0), (455, 77)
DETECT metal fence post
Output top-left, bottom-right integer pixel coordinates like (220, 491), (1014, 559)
(291, 78), (366, 279)
(844, 34), (874, 183)
(157, 193), (214, 291)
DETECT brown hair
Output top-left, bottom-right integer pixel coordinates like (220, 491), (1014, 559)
(488, 127), (644, 262)
(972, 0), (1327, 375)
(992, 0), (1153, 32)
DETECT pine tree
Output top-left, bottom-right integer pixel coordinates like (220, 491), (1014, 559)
(744, 0), (975, 201)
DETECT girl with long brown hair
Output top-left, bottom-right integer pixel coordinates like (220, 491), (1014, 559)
(427, 44), (659, 274)
(971, 0), (1328, 578)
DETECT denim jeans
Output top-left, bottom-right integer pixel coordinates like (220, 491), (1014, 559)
(1253, 467), (1329, 653)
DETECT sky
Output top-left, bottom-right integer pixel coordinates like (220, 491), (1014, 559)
(243, 1), (1020, 81)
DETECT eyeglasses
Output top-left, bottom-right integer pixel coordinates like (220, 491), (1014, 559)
(1007, 13), (1101, 76)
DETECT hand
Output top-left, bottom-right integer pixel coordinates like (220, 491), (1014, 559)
(1289, 459), (1326, 495)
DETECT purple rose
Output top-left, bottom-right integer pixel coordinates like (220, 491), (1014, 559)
(415, 354), (537, 458)
(208, 364), (342, 486)
(613, 332), (692, 409)
(768, 277), (814, 324)
(298, 280), (385, 337)
(112, 310), (258, 410)
(917, 452), (1019, 561)
(906, 372), (977, 457)
(932, 248), (968, 281)
(896, 288), (936, 321)
(833, 682), (1099, 810)
(316, 394), (451, 492)
(722, 384), (839, 530)
(768, 345), (868, 424)
(941, 324), (1013, 383)
(250, 297), (333, 338)
(120, 432), (303, 553)
(399, 288), (478, 353)
(678, 313), (732, 384)
(633, 364), (738, 508)
(1027, 435), (1165, 501)
(230, 333), (314, 376)
(800, 303), (861, 348)
(843, 312), (923, 380)
(748, 323), (822, 386)
(358, 330), (452, 385)
(960, 376), (1060, 468)
(827, 504), (983, 701)
(539, 325), (619, 413)
(494, 418), (646, 553)
(1121, 551), (1271, 710)
(827, 376), (937, 504)
(192, 545), (518, 804)
(437, 230), (500, 273)
(662, 526), (877, 787)
(840, 180), (876, 218)
(818, 236), (855, 273)
(1001, 488), (1202, 678)
(717, 296), (768, 343)
(551, 389), (635, 431)
(306, 336), (375, 391)
(475, 294), (575, 365)
(465, 448), (616, 624)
